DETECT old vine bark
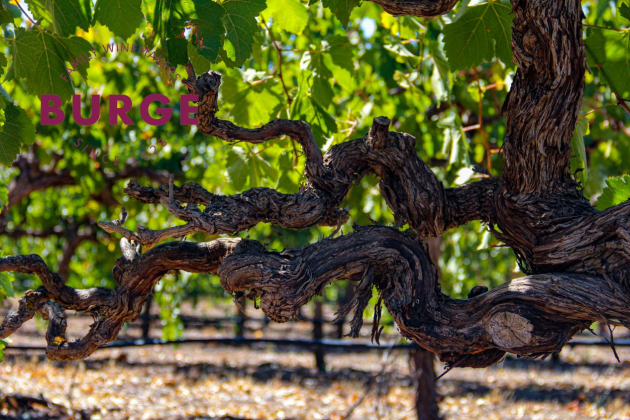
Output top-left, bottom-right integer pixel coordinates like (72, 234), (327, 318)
(2, 0), (630, 368)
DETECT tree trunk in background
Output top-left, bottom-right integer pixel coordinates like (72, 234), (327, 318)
(412, 348), (440, 420)
(235, 296), (247, 338)
(313, 300), (326, 373)
(411, 237), (442, 420)
(140, 294), (153, 340)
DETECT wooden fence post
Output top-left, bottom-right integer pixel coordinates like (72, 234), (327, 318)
(313, 301), (326, 372)
(235, 295), (247, 338)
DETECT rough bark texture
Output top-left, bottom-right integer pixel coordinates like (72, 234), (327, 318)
(2, 0), (630, 370)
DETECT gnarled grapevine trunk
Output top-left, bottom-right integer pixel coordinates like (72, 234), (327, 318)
(2, 0), (630, 372)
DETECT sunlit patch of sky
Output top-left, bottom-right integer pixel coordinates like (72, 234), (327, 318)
(359, 18), (376, 39)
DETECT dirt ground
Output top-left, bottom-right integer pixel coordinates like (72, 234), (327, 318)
(1, 302), (630, 420)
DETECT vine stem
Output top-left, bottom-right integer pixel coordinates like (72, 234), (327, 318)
(579, 103), (617, 120)
(472, 66), (492, 174)
(260, 17), (299, 168)
(14, 0), (42, 32)
(583, 24), (628, 32)
(261, 17), (292, 107)
(584, 42), (630, 118)
(614, 92), (630, 117)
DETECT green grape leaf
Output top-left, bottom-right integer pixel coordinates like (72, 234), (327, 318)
(429, 39), (452, 100)
(320, 0), (359, 27)
(0, 51), (6, 78)
(142, 0), (195, 40)
(226, 146), (250, 190)
(221, 69), (283, 126)
(0, 96), (5, 130)
(94, 0), (144, 40)
(47, 0), (91, 37)
(187, 41), (212, 74)
(440, 112), (469, 168)
(585, 27), (606, 69)
(191, 0), (225, 62)
(253, 153), (278, 185)
(24, 0), (52, 23)
(1, 0), (20, 18)
(326, 35), (354, 70)
(222, 0), (266, 66)
(9, 29), (92, 100)
(429, 40), (451, 84)
(311, 75), (334, 108)
(310, 99), (337, 135)
(585, 29), (630, 97)
(165, 37), (188, 65)
(56, 35), (94, 80)
(323, 35), (355, 90)
(0, 338), (8, 363)
(0, 181), (8, 210)
(301, 50), (333, 78)
(596, 175), (630, 210)
(570, 118), (589, 184)
(17, 109), (36, 146)
(443, 0), (513, 71)
(276, 152), (299, 192)
(263, 0), (308, 34)
(0, 272), (14, 297)
(0, 103), (25, 165)
(455, 0), (472, 18)
(293, 96), (337, 145)
(620, 4), (630, 22)
(0, 6), (13, 25)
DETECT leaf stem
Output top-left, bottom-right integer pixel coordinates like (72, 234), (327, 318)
(472, 66), (492, 174)
(614, 92), (630, 117)
(583, 24), (628, 32)
(579, 103), (617, 120)
(584, 42), (630, 118)
(417, 18), (426, 73)
(14, 0), (42, 32)
(261, 17), (292, 107)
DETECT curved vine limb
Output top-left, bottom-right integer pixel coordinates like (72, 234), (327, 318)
(3, 227), (629, 366)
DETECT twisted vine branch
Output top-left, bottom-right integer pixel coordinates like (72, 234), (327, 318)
(3, 0), (630, 368)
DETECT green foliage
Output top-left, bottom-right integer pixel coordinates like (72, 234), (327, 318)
(154, 273), (186, 340)
(0, 181), (8, 210)
(222, 0), (267, 66)
(596, 175), (630, 210)
(94, 0), (144, 40)
(47, 0), (92, 36)
(141, 0), (194, 40)
(0, 103), (35, 165)
(586, 28), (630, 97)
(24, 0), (91, 36)
(189, 0), (226, 62)
(441, 221), (516, 298)
(7, 28), (93, 100)
(0, 272), (14, 298)
(226, 147), (251, 190)
(320, 0), (360, 26)
(0, 338), (7, 362)
(571, 118), (589, 184)
(443, 0), (513, 71)
(0, 251), (14, 325)
(263, 0), (308, 34)
(0, 4), (14, 25)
